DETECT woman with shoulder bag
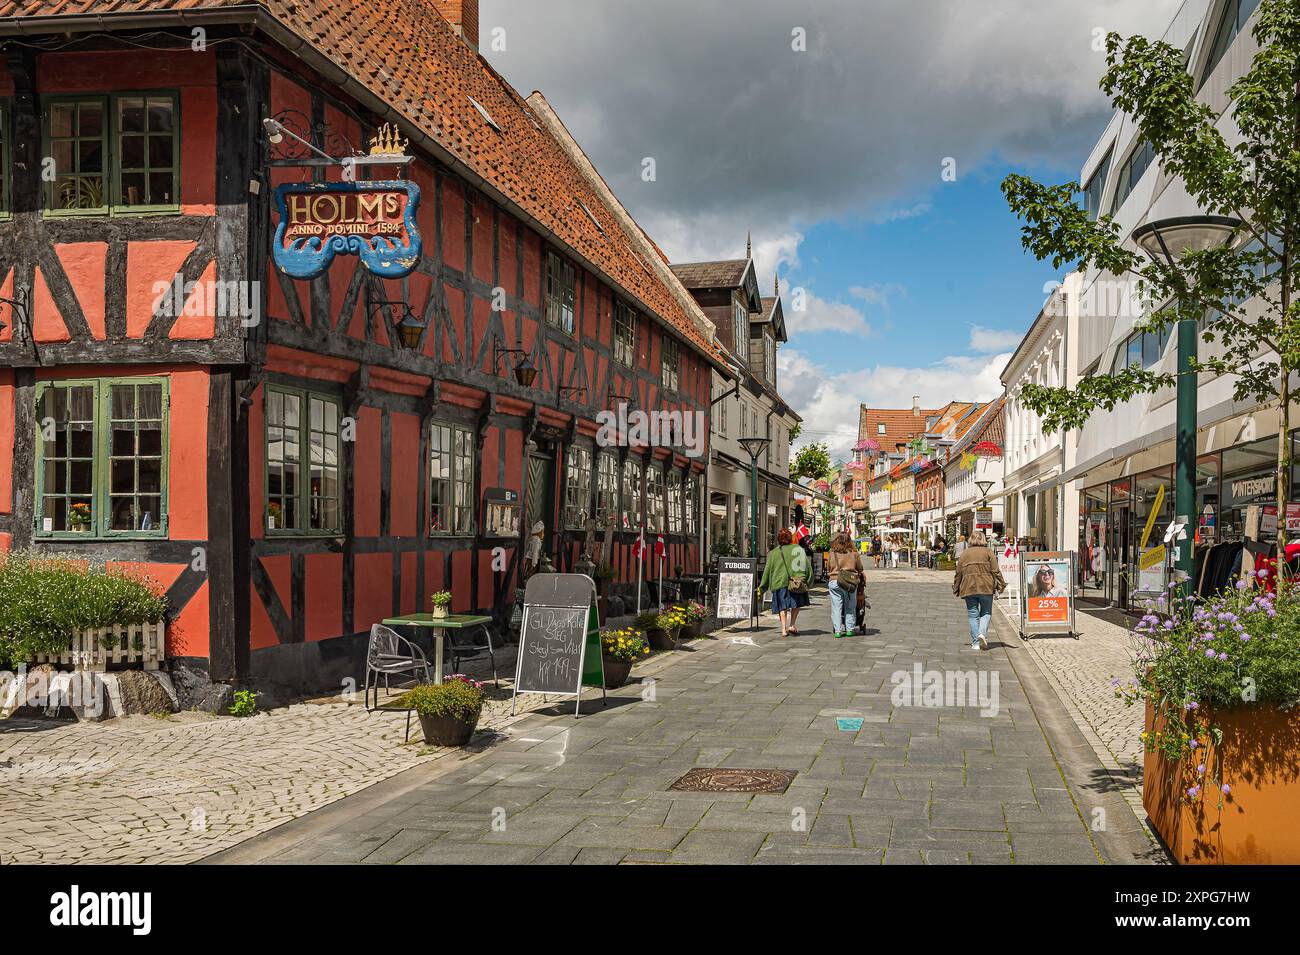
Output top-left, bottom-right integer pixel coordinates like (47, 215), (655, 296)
(951, 530), (1006, 651)
(827, 531), (866, 638)
(757, 528), (811, 637)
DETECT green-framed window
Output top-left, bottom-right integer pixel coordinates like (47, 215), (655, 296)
(45, 91), (179, 215)
(646, 463), (665, 533)
(667, 470), (683, 534)
(546, 251), (576, 335)
(621, 457), (642, 529)
(430, 420), (474, 535)
(661, 336), (679, 391)
(613, 301), (636, 366)
(563, 444), (593, 530)
(595, 452), (618, 527)
(0, 98), (10, 218)
(265, 386), (342, 535)
(35, 377), (169, 538)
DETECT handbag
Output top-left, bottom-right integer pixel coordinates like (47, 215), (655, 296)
(834, 551), (861, 590)
(780, 546), (808, 594)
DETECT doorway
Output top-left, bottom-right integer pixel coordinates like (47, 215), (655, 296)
(1107, 503), (1130, 608)
(525, 452), (554, 562)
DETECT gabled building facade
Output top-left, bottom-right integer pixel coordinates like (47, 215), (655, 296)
(0, 0), (725, 693)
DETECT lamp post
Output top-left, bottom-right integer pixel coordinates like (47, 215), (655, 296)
(737, 436), (771, 559)
(1131, 215), (1242, 591)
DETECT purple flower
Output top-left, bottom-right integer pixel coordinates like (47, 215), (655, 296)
(1218, 652), (1228, 661)
(1235, 579), (1250, 590)
(1257, 568), (1269, 578)
(1188, 701), (1199, 710)
(1221, 784), (1231, 795)
(1187, 785), (1201, 798)
(1206, 648), (1217, 658)
(1197, 763), (1206, 775)
(1240, 633), (1251, 642)
(1189, 739), (1199, 749)
(1163, 619), (1176, 630)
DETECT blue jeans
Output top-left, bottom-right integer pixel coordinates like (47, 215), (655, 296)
(964, 595), (993, 646)
(829, 581), (856, 632)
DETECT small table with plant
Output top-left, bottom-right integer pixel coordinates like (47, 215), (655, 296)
(381, 601), (493, 685)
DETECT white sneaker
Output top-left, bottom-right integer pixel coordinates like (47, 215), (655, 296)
(961, 643), (979, 651)
(978, 635), (988, 651)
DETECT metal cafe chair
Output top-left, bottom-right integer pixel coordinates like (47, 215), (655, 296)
(364, 624), (431, 742)
(447, 623), (499, 687)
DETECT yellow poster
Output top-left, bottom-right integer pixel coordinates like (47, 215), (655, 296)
(1139, 484), (1166, 550)
(1140, 545), (1166, 571)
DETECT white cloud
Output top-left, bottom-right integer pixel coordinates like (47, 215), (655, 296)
(969, 325), (1026, 353)
(484, 0), (1182, 265)
(784, 289), (871, 336)
(780, 347), (1009, 460)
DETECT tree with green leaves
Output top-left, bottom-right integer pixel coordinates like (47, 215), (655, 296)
(788, 422), (802, 443)
(1002, 0), (1300, 551)
(791, 442), (831, 482)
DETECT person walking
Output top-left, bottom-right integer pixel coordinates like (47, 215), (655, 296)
(952, 530), (1006, 650)
(890, 538), (901, 568)
(954, 534), (967, 559)
(826, 531), (866, 638)
(757, 528), (811, 637)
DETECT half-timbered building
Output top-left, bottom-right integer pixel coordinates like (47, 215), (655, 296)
(0, 0), (724, 693)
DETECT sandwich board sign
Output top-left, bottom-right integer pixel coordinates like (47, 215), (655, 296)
(511, 573), (605, 716)
(716, 556), (758, 631)
(1019, 551), (1077, 641)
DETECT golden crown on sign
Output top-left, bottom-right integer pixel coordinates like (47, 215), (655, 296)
(369, 123), (408, 156)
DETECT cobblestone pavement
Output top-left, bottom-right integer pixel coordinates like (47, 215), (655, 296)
(220, 572), (1158, 865)
(1000, 602), (1145, 816)
(0, 685), (557, 865)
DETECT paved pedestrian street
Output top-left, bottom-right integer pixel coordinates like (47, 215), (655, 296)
(216, 571), (1162, 865)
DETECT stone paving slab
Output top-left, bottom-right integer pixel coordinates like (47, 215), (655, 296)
(217, 572), (1158, 865)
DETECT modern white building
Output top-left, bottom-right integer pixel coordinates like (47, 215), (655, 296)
(1043, 0), (1276, 609)
(1000, 280), (1080, 555)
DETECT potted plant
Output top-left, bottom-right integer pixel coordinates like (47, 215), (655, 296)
(400, 675), (485, 746)
(430, 590), (452, 620)
(600, 626), (649, 688)
(267, 501), (282, 531)
(677, 601), (707, 639)
(1118, 576), (1300, 863)
(644, 608), (686, 651)
(69, 503), (92, 533)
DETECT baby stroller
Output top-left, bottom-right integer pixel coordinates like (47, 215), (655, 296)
(855, 585), (870, 634)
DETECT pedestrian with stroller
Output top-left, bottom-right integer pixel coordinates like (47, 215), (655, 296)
(827, 531), (866, 638)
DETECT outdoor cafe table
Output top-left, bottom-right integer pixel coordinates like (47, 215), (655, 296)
(380, 612), (493, 684)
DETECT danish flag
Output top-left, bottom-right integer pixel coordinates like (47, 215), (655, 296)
(795, 523), (810, 543)
(1004, 539), (1020, 558)
(632, 526), (645, 559)
(654, 532), (666, 559)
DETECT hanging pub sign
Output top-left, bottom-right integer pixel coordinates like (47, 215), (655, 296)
(273, 180), (422, 280)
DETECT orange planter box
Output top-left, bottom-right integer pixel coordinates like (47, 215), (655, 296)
(1143, 702), (1300, 864)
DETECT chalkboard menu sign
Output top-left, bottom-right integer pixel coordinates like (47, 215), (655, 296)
(512, 573), (606, 715)
(716, 556), (757, 627)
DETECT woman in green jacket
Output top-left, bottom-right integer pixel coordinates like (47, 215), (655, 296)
(757, 528), (811, 637)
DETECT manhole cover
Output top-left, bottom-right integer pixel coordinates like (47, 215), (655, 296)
(669, 768), (796, 794)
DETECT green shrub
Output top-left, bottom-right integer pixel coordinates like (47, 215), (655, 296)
(0, 552), (167, 669)
(229, 689), (258, 717)
(398, 675), (485, 723)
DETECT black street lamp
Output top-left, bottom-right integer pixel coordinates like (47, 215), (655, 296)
(737, 436), (771, 558)
(1131, 215), (1242, 590)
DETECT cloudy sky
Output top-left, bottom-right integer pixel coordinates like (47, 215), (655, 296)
(481, 0), (1182, 458)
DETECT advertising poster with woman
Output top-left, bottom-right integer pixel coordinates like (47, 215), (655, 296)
(1024, 554), (1071, 625)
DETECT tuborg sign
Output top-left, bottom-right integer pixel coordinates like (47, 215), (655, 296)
(272, 180), (422, 280)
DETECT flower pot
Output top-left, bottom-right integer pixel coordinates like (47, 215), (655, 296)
(681, 620), (702, 640)
(646, 627), (675, 652)
(1143, 701), (1300, 864)
(602, 656), (633, 689)
(431, 605), (449, 620)
(597, 595), (608, 626)
(418, 711), (479, 746)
